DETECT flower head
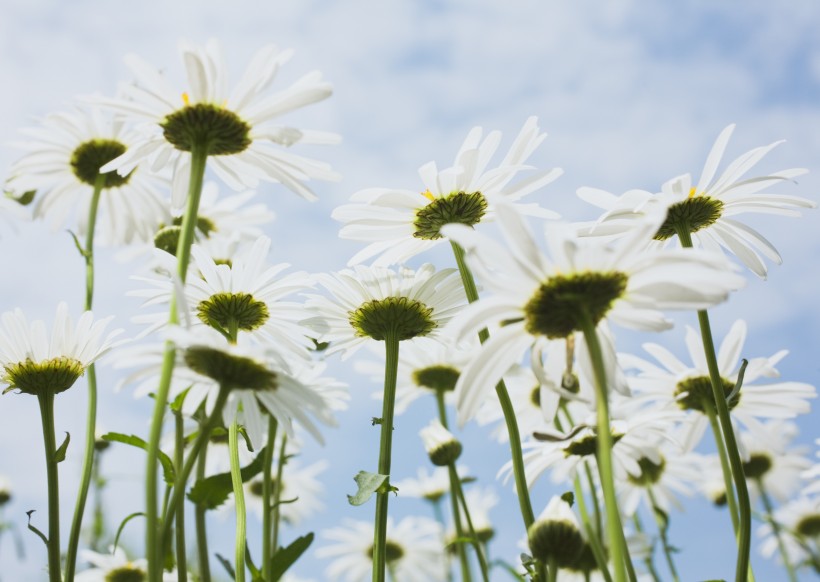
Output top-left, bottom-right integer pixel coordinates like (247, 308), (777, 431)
(419, 419), (462, 466)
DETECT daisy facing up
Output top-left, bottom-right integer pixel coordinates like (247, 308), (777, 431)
(333, 116), (561, 266)
(96, 39), (340, 209)
(577, 124), (815, 278)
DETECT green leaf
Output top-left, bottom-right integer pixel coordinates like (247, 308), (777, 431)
(270, 533), (314, 581)
(25, 511), (48, 548)
(560, 491), (575, 507)
(67, 230), (89, 258)
(347, 471), (389, 506)
(169, 386), (191, 413)
(54, 432), (70, 463)
(113, 512), (145, 552)
(101, 432), (176, 485)
(188, 446), (268, 510)
(215, 553), (235, 580)
(490, 558), (527, 581)
(5, 189), (35, 206)
(245, 543), (263, 582)
(653, 505), (670, 531)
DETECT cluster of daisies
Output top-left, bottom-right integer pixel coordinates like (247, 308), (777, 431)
(0, 37), (817, 582)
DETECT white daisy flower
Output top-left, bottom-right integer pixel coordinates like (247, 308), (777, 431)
(305, 264), (467, 359)
(167, 325), (333, 447)
(527, 496), (586, 570)
(333, 116), (561, 266)
(132, 236), (317, 361)
(393, 465), (471, 503)
(578, 124), (815, 278)
(757, 496), (820, 572)
(738, 421), (812, 503)
(619, 319), (816, 452)
(5, 106), (169, 246)
(443, 203), (745, 424)
(75, 547), (177, 581)
(802, 439), (820, 497)
(420, 419), (462, 466)
(239, 457), (328, 526)
(456, 486), (499, 543)
(0, 302), (123, 397)
(96, 39), (340, 209)
(316, 516), (448, 582)
(355, 339), (473, 416)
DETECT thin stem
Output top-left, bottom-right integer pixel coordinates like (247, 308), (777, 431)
(271, 432), (288, 556)
(90, 449), (105, 552)
(757, 479), (797, 582)
(646, 488), (679, 582)
(547, 556), (558, 582)
(430, 499), (454, 582)
(173, 410), (188, 582)
(229, 418), (247, 582)
(261, 417), (277, 581)
(435, 390), (450, 430)
(631, 513), (661, 582)
(194, 436), (212, 582)
(702, 400), (740, 530)
(675, 226), (753, 582)
(64, 174), (105, 582)
(451, 464), (490, 582)
(160, 387), (230, 548)
(447, 465), (473, 582)
(38, 393), (61, 582)
(372, 331), (400, 582)
(577, 312), (628, 582)
(146, 144), (208, 581)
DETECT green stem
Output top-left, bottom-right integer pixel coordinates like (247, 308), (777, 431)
(38, 393), (61, 582)
(271, 432), (288, 556)
(372, 331), (400, 582)
(430, 500), (454, 582)
(561, 405), (605, 542)
(64, 174), (104, 582)
(261, 418), (277, 581)
(90, 449), (105, 552)
(146, 144), (208, 581)
(160, 387), (230, 549)
(229, 418), (247, 582)
(675, 226), (753, 582)
(450, 242), (536, 530)
(547, 556), (558, 582)
(757, 479), (797, 582)
(631, 513), (661, 582)
(194, 436), (212, 582)
(577, 312), (628, 582)
(451, 464), (490, 582)
(435, 390), (450, 430)
(173, 410), (188, 582)
(646, 488), (679, 582)
(702, 400), (740, 530)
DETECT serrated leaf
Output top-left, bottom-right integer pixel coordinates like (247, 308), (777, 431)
(270, 533), (314, 581)
(113, 512), (145, 552)
(101, 432), (176, 485)
(346, 471), (388, 506)
(25, 510), (48, 548)
(188, 446), (268, 510)
(54, 432), (70, 463)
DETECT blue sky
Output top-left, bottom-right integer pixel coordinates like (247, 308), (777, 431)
(1, 1), (819, 580)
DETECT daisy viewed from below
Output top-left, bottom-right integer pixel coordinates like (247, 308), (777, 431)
(578, 124), (815, 278)
(442, 203), (745, 424)
(0, 303), (122, 397)
(738, 421), (812, 503)
(316, 516), (448, 582)
(5, 106), (168, 245)
(75, 547), (177, 581)
(619, 319), (816, 452)
(333, 116), (561, 266)
(97, 39), (340, 209)
(756, 495), (820, 573)
(393, 465), (471, 503)
(305, 264), (467, 359)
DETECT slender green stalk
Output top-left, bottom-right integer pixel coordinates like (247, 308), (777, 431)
(674, 226), (753, 582)
(261, 417), (277, 581)
(173, 410), (188, 582)
(64, 174), (105, 582)
(562, 405), (605, 540)
(90, 448), (105, 551)
(702, 400), (740, 531)
(146, 144), (208, 580)
(229, 418), (247, 582)
(757, 480), (797, 582)
(573, 477), (613, 582)
(451, 464), (490, 582)
(449, 241), (536, 529)
(631, 513), (661, 582)
(372, 330), (400, 582)
(38, 392), (61, 582)
(646, 488), (679, 582)
(430, 499), (454, 582)
(547, 556), (558, 582)
(160, 387), (230, 548)
(194, 435), (212, 582)
(271, 432), (288, 556)
(577, 311), (627, 582)
(435, 390), (450, 430)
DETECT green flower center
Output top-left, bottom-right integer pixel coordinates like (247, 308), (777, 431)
(674, 375), (740, 413)
(0, 491), (11, 506)
(154, 216), (219, 256)
(413, 190), (488, 240)
(627, 456), (666, 486)
(796, 514), (820, 538)
(161, 103), (252, 155)
(248, 478), (277, 498)
(742, 453), (773, 480)
(3, 357), (85, 396)
(348, 296), (436, 341)
(528, 519), (585, 568)
(70, 139), (131, 188)
(428, 441), (463, 466)
(367, 540), (405, 563)
(524, 272), (629, 339)
(654, 194), (725, 241)
(412, 365), (460, 392)
(564, 432), (624, 457)
(183, 347), (277, 391)
(104, 565), (146, 582)
(197, 292), (270, 336)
